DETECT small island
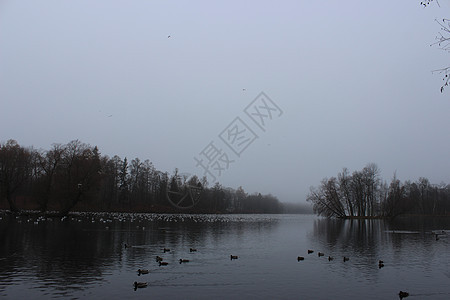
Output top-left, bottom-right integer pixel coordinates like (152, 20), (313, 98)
(307, 163), (450, 219)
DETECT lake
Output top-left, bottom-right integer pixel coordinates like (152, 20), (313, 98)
(1, 212), (450, 299)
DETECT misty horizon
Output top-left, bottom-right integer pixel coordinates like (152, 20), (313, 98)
(1, 1), (450, 204)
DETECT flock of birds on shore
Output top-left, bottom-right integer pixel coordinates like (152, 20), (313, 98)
(10, 211), (279, 225)
(127, 244), (409, 299)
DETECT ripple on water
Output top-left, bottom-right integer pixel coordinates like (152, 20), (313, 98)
(2, 213), (450, 299)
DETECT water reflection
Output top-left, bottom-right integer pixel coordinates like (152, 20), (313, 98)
(312, 218), (388, 256)
(310, 217), (450, 298)
(0, 212), (281, 299)
(1, 212), (450, 299)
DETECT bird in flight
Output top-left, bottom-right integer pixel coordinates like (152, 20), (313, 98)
(168, 35), (171, 38)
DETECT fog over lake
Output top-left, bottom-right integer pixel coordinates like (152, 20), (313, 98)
(2, 1), (450, 299)
(1, 0), (450, 203)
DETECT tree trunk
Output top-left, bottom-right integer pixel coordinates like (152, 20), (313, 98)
(5, 187), (20, 213)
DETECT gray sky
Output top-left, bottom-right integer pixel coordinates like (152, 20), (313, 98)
(1, 0), (450, 203)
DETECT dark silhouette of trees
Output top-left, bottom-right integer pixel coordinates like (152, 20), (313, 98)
(55, 141), (102, 215)
(308, 163), (450, 218)
(34, 144), (65, 212)
(118, 157), (129, 207)
(307, 164), (382, 218)
(2, 140), (449, 217)
(235, 186), (247, 212)
(0, 140), (284, 214)
(307, 178), (345, 218)
(382, 174), (405, 218)
(338, 168), (354, 217)
(0, 140), (33, 213)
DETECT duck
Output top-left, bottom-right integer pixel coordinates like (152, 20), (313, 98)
(230, 255), (238, 260)
(328, 256), (334, 261)
(159, 261), (169, 266)
(318, 252), (324, 257)
(343, 257), (349, 262)
(398, 291), (409, 299)
(156, 256), (163, 262)
(137, 269), (149, 275)
(190, 248), (197, 252)
(297, 256), (305, 261)
(378, 261), (385, 268)
(179, 259), (190, 263)
(163, 248), (170, 253)
(134, 281), (148, 289)
(308, 250), (314, 254)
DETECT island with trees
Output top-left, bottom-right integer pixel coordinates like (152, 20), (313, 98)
(307, 163), (450, 218)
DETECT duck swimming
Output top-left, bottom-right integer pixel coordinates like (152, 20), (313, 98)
(230, 255), (238, 260)
(137, 269), (149, 275)
(134, 281), (148, 289)
(398, 291), (409, 299)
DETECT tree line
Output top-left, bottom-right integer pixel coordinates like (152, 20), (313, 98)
(307, 163), (450, 218)
(0, 139), (287, 215)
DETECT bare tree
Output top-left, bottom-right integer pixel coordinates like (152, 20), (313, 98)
(420, 1), (450, 92)
(431, 17), (450, 92)
(0, 140), (32, 213)
(307, 178), (346, 218)
(382, 174), (405, 217)
(338, 168), (354, 217)
(35, 144), (65, 212)
(56, 140), (101, 215)
(362, 163), (380, 216)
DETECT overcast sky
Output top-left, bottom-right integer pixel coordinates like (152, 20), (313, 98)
(1, 0), (450, 203)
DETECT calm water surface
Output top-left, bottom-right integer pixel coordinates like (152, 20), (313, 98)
(1, 212), (450, 299)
